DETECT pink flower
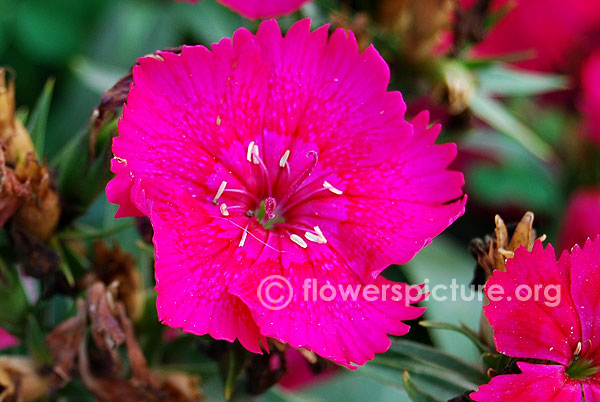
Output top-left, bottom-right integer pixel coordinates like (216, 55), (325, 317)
(471, 238), (600, 401)
(0, 327), (18, 350)
(558, 188), (600, 253)
(176, 0), (312, 19)
(581, 53), (600, 147)
(469, 0), (600, 72)
(106, 19), (466, 367)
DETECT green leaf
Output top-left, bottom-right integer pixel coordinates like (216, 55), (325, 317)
(70, 56), (126, 95)
(369, 355), (478, 392)
(469, 92), (554, 161)
(402, 237), (483, 362)
(419, 321), (490, 354)
(477, 65), (567, 96)
(0, 258), (30, 335)
(402, 371), (442, 402)
(223, 343), (249, 400)
(388, 340), (488, 385)
(56, 119), (116, 217)
(25, 314), (52, 366)
(26, 78), (55, 159)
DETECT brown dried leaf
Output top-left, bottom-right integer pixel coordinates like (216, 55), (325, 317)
(116, 302), (157, 388)
(87, 282), (126, 366)
(90, 46), (183, 155)
(46, 299), (87, 389)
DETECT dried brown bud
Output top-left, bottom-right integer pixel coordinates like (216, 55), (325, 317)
(470, 211), (546, 348)
(379, 0), (455, 61)
(79, 242), (144, 320)
(153, 371), (204, 402)
(329, 9), (372, 52)
(13, 154), (61, 241)
(0, 144), (29, 228)
(0, 69), (35, 166)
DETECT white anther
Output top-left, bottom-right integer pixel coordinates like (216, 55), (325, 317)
(219, 203), (229, 216)
(252, 144), (260, 164)
(305, 225), (327, 244)
(575, 341), (582, 356)
(290, 234), (307, 248)
(239, 230), (248, 247)
(279, 149), (290, 167)
(216, 115), (222, 126)
(247, 141), (255, 162)
(323, 181), (343, 195)
(213, 181), (227, 204)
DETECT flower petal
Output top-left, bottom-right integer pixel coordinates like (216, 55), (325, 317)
(484, 240), (580, 365)
(470, 363), (582, 402)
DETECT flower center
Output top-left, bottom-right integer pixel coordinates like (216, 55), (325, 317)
(210, 139), (344, 249)
(566, 358), (600, 380)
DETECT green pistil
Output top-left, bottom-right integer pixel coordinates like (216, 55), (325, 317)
(256, 200), (284, 230)
(566, 359), (600, 381)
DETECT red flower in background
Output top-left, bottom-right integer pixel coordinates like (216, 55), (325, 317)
(581, 53), (600, 147)
(106, 19), (466, 367)
(467, 0), (600, 73)
(559, 188), (600, 253)
(471, 238), (600, 401)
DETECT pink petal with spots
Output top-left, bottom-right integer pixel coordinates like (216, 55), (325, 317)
(484, 241), (581, 365)
(470, 363), (583, 402)
(107, 19), (463, 366)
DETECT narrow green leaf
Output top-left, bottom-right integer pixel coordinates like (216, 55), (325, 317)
(419, 321), (491, 353)
(223, 343), (249, 400)
(371, 356), (478, 392)
(469, 92), (554, 161)
(477, 65), (567, 96)
(26, 78), (55, 158)
(402, 371), (442, 402)
(388, 340), (488, 384)
(25, 314), (52, 366)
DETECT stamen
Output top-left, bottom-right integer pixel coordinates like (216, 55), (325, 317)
(323, 180), (343, 195)
(290, 234), (307, 248)
(278, 151), (319, 207)
(305, 225), (327, 244)
(219, 203), (229, 216)
(575, 341), (583, 356)
(279, 150), (290, 167)
(213, 180), (228, 204)
(239, 227), (249, 247)
(252, 144), (260, 165)
(247, 141), (255, 162)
